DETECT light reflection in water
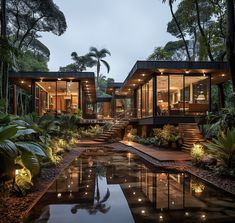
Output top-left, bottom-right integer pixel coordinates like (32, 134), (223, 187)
(24, 148), (235, 223)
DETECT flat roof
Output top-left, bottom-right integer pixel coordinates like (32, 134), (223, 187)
(9, 71), (95, 79)
(9, 71), (97, 102)
(121, 61), (229, 93)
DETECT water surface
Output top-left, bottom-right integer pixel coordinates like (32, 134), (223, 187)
(24, 148), (235, 223)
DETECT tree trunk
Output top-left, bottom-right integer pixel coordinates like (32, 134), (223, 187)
(226, 0), (235, 91)
(195, 0), (215, 61)
(97, 61), (100, 87)
(0, 0), (7, 99)
(169, 1), (191, 61)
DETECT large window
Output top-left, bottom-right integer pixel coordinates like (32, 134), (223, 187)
(156, 74), (210, 116)
(185, 76), (209, 115)
(137, 88), (141, 118)
(170, 75), (184, 115)
(35, 80), (79, 115)
(157, 76), (169, 115)
(141, 78), (153, 118)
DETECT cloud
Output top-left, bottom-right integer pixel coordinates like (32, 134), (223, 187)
(40, 0), (174, 82)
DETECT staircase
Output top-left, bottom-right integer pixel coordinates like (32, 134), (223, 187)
(179, 123), (205, 151)
(94, 119), (129, 142)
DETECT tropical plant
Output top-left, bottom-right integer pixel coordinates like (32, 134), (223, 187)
(0, 125), (18, 181)
(206, 107), (235, 138)
(191, 143), (205, 164)
(80, 125), (103, 138)
(87, 47), (111, 85)
(204, 129), (235, 168)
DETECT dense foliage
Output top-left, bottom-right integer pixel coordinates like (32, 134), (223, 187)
(0, 112), (81, 195)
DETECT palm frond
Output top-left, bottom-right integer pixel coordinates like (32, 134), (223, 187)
(101, 59), (110, 73)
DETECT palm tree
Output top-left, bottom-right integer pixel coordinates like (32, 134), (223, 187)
(87, 47), (111, 85)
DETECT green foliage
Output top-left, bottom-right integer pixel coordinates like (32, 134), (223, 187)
(20, 150), (40, 177)
(80, 125), (103, 138)
(147, 47), (172, 61)
(17, 51), (49, 72)
(204, 129), (235, 168)
(206, 107), (235, 138)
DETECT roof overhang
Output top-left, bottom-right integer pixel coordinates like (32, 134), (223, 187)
(121, 61), (229, 94)
(9, 71), (96, 102)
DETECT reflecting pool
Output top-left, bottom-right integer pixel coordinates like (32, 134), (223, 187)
(24, 148), (235, 223)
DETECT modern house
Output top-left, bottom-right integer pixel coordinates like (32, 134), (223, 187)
(9, 71), (96, 119)
(9, 61), (229, 129)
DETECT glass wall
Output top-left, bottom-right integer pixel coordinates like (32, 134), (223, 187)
(169, 75), (184, 115)
(139, 78), (154, 118)
(137, 88), (141, 118)
(156, 74), (210, 116)
(35, 80), (79, 115)
(185, 76), (209, 115)
(157, 75), (169, 115)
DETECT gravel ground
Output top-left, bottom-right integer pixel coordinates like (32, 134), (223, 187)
(0, 148), (85, 223)
(0, 142), (235, 223)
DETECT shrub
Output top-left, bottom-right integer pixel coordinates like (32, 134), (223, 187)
(191, 143), (205, 164)
(80, 125), (103, 138)
(204, 129), (235, 168)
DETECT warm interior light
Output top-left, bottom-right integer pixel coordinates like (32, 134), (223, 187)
(58, 78), (62, 81)
(141, 210), (145, 214)
(21, 80), (24, 84)
(197, 94), (206, 101)
(57, 193), (62, 198)
(142, 73), (146, 77)
(138, 79), (141, 82)
(222, 74), (225, 77)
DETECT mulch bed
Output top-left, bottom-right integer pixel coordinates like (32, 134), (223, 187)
(0, 147), (85, 223)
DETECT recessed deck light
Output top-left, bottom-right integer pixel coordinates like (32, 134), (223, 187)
(141, 210), (145, 214)
(58, 78), (62, 81)
(185, 70), (190, 74)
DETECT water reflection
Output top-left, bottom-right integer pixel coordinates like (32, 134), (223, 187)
(24, 148), (235, 223)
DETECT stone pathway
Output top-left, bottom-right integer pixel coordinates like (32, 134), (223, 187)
(120, 140), (191, 161)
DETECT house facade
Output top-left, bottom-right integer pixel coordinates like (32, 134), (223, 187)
(9, 61), (229, 127)
(9, 71), (96, 119)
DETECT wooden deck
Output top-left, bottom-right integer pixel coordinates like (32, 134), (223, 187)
(120, 141), (191, 162)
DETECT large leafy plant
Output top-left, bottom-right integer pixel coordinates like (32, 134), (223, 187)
(204, 129), (235, 168)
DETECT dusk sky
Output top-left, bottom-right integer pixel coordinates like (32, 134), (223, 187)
(40, 0), (175, 82)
